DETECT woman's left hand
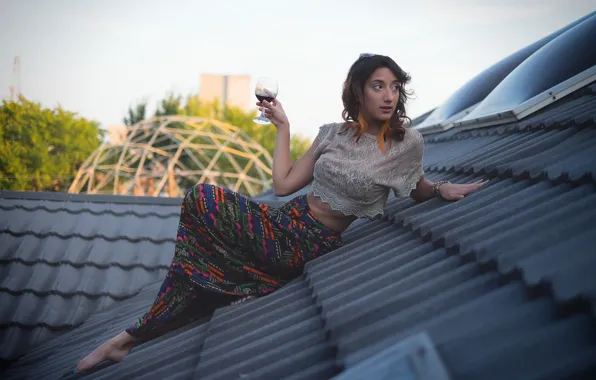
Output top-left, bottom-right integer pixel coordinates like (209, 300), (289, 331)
(439, 180), (488, 201)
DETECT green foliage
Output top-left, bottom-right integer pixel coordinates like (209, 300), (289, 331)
(0, 97), (104, 191)
(155, 93), (183, 116)
(290, 133), (313, 162)
(127, 92), (313, 161)
(123, 100), (147, 126)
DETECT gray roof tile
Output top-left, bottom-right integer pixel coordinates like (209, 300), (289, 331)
(1, 261), (166, 299)
(0, 193), (183, 362)
(196, 278), (331, 380)
(1, 199), (180, 243)
(335, 272), (502, 360)
(87, 321), (209, 380)
(322, 260), (477, 338)
(0, 198), (179, 218)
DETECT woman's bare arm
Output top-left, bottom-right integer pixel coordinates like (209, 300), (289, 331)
(271, 124), (318, 196)
(410, 176), (434, 201)
(259, 98), (318, 197)
(410, 176), (488, 201)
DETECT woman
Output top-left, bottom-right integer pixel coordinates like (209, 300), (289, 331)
(75, 54), (486, 373)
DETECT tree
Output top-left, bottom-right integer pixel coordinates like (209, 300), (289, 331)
(155, 93), (183, 116)
(0, 96), (104, 192)
(123, 99), (147, 126)
(135, 93), (312, 160)
(290, 132), (313, 162)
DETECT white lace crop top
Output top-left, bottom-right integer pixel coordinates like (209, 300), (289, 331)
(309, 122), (425, 219)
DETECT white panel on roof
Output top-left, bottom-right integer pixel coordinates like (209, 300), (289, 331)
(416, 11), (596, 133)
(455, 13), (596, 129)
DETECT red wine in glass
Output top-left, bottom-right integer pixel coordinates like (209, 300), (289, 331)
(256, 94), (275, 104)
(254, 77), (279, 125)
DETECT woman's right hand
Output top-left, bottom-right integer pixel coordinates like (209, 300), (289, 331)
(257, 98), (290, 129)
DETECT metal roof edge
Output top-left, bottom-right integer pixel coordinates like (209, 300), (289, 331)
(0, 190), (184, 205)
(454, 66), (596, 130)
(416, 103), (480, 135)
(333, 331), (452, 380)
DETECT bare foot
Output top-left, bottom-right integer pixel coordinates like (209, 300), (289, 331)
(75, 331), (138, 373)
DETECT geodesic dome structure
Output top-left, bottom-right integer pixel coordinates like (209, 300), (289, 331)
(69, 116), (273, 197)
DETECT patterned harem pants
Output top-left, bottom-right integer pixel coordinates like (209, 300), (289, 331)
(126, 183), (343, 340)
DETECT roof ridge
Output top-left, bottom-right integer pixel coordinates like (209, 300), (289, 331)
(1, 229), (176, 245)
(425, 87), (596, 143)
(0, 204), (180, 218)
(0, 257), (168, 271)
(0, 190), (184, 206)
(424, 156), (594, 186)
(0, 286), (141, 301)
(0, 321), (81, 331)
(425, 122), (581, 143)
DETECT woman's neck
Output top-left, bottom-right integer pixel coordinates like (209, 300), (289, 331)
(362, 116), (384, 137)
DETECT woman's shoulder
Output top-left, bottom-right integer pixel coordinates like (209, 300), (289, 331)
(395, 127), (424, 162)
(396, 127), (424, 149)
(386, 124), (422, 141)
(316, 121), (349, 141)
(405, 127), (423, 144)
(386, 127), (424, 157)
(322, 121), (349, 132)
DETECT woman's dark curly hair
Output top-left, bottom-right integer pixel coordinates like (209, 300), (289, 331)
(341, 54), (412, 152)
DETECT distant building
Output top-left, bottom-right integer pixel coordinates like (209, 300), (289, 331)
(199, 74), (251, 112)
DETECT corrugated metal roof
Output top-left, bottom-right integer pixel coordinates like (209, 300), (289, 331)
(309, 215), (596, 380)
(2, 81), (596, 379)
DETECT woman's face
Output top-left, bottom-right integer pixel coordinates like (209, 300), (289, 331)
(360, 67), (400, 123)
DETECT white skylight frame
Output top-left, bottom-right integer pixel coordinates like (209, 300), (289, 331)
(453, 67), (596, 131)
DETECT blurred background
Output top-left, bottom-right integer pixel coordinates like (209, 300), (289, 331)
(1, 0), (594, 196)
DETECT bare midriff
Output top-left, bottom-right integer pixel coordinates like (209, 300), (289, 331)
(306, 193), (358, 233)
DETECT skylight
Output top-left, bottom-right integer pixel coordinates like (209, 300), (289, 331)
(415, 11), (596, 133)
(455, 13), (596, 129)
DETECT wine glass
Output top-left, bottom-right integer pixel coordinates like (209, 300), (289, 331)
(253, 77), (279, 124)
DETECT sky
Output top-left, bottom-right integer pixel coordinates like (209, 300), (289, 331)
(0, 0), (594, 140)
